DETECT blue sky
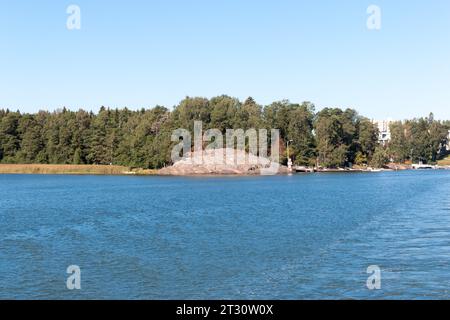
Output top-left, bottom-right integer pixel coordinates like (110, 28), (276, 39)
(1, 0), (449, 120)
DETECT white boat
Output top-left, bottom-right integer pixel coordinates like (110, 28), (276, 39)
(412, 163), (436, 170)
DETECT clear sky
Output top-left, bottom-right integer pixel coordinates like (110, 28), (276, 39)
(1, 0), (449, 120)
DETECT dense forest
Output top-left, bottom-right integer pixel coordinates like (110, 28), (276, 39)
(0, 96), (449, 168)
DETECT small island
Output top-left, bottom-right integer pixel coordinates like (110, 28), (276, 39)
(1, 98), (449, 176)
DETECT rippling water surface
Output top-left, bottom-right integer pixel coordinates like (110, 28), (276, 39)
(1, 171), (450, 299)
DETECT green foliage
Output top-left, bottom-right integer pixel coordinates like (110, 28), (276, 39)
(0, 111), (21, 163)
(0, 98), (447, 169)
(355, 152), (368, 165)
(387, 113), (448, 164)
(313, 108), (377, 168)
(370, 146), (389, 168)
(357, 118), (378, 159)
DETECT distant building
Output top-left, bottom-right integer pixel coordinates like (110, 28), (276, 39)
(373, 119), (393, 146)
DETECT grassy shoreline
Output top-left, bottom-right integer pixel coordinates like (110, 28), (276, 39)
(1, 163), (448, 176)
(0, 164), (158, 175)
(438, 156), (450, 166)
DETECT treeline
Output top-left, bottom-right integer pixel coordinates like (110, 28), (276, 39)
(0, 96), (449, 168)
(388, 116), (450, 164)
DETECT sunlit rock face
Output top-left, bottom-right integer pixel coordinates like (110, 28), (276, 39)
(159, 148), (285, 175)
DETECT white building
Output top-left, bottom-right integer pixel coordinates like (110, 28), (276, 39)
(373, 119), (393, 146)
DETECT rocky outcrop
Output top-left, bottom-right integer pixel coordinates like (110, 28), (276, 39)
(159, 148), (286, 176)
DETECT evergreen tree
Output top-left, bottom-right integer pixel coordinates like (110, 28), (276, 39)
(0, 112), (21, 163)
(0, 99), (448, 169)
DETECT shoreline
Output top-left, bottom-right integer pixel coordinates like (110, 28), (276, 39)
(0, 164), (158, 176)
(1, 163), (449, 176)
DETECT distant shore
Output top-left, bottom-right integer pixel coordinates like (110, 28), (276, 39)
(0, 164), (158, 176)
(1, 163), (449, 176)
